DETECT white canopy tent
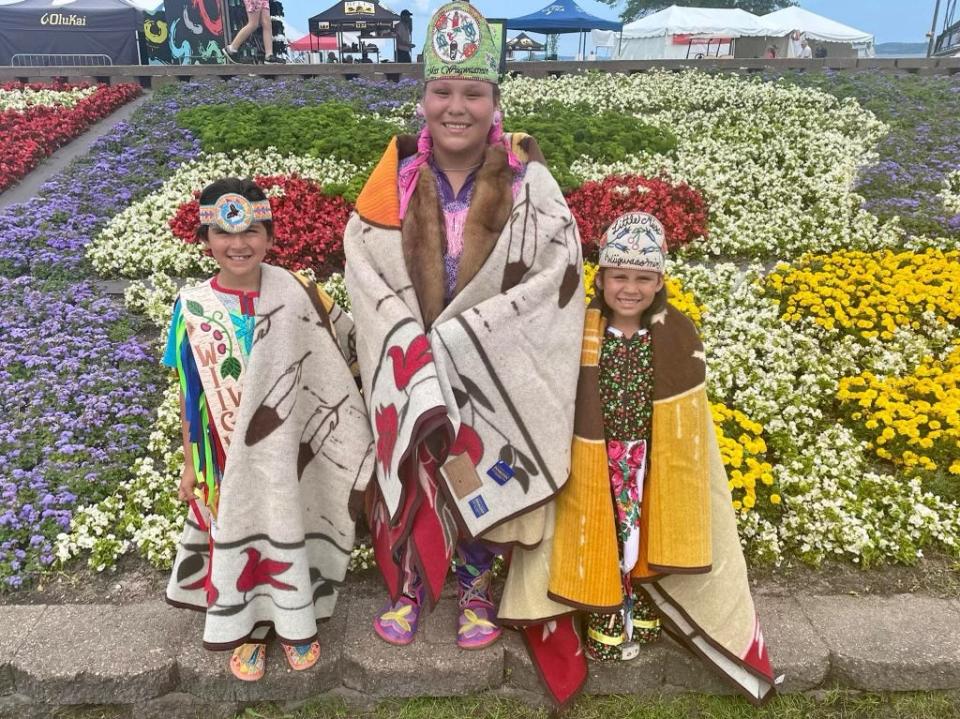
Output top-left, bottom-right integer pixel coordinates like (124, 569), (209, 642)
(591, 5), (768, 60)
(591, 4), (875, 61)
(750, 6), (875, 58)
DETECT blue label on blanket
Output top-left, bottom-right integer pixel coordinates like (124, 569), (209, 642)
(469, 495), (489, 518)
(487, 460), (515, 486)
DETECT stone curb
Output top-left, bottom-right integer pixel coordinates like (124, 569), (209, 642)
(1, 587), (959, 717)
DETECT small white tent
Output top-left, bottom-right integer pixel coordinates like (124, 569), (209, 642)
(747, 6), (875, 58)
(592, 5), (768, 60)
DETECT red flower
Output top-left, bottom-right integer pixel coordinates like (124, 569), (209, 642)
(375, 404), (399, 471)
(628, 440), (647, 469)
(565, 174), (708, 262)
(0, 83), (140, 192)
(450, 423), (484, 465)
(235, 548), (296, 592)
(387, 335), (433, 390)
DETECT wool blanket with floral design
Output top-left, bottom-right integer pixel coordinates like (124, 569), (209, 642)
(344, 134), (585, 606)
(165, 265), (375, 649)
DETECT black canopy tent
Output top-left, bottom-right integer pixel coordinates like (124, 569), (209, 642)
(0, 0), (142, 65)
(307, 0), (399, 61)
(506, 31), (544, 59)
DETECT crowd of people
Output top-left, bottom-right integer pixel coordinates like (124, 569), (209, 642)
(163, 0), (778, 707)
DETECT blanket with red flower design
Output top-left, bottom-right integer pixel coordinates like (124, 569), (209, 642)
(344, 136), (585, 605)
(165, 265), (375, 650)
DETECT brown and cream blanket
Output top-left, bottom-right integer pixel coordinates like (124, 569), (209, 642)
(344, 134), (585, 603)
(166, 265), (375, 649)
(500, 298), (777, 706)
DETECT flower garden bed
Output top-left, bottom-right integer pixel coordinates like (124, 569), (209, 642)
(1, 72), (958, 592)
(0, 82), (141, 194)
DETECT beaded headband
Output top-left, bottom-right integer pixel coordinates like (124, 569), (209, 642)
(598, 212), (668, 274)
(198, 193), (272, 234)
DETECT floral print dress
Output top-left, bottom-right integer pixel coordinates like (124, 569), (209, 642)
(585, 325), (662, 661)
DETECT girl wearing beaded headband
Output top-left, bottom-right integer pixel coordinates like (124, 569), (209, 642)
(343, 0), (594, 675)
(164, 177), (373, 684)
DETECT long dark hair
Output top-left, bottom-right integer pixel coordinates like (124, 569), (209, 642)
(595, 267), (669, 330)
(195, 177), (274, 242)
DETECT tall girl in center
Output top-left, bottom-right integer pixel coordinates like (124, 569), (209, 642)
(344, 1), (586, 650)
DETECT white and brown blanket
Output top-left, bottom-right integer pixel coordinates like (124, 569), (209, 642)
(501, 299), (777, 706)
(166, 265), (375, 649)
(344, 134), (585, 603)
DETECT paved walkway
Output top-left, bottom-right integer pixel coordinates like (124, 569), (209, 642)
(0, 92), (151, 213)
(1, 580), (959, 717)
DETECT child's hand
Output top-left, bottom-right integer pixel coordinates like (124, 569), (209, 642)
(178, 467), (198, 502)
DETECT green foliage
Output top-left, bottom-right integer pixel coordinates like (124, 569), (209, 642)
(599, 0), (795, 24)
(505, 101), (676, 191)
(176, 102), (398, 170)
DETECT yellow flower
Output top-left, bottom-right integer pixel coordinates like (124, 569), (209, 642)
(712, 402), (777, 514)
(838, 343), (960, 478)
(767, 249), (960, 342)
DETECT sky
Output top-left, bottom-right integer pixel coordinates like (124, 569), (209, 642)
(280, 0), (940, 55)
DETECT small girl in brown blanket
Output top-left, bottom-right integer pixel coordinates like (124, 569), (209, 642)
(583, 211), (668, 661)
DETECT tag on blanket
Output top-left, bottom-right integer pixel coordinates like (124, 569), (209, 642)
(443, 453), (484, 499)
(468, 495), (489, 518)
(486, 460), (515, 486)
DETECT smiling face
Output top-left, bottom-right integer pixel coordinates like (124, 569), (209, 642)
(203, 222), (273, 290)
(423, 79), (496, 167)
(598, 267), (664, 331)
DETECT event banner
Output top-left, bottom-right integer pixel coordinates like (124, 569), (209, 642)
(162, 0), (226, 64)
(143, 7), (174, 64)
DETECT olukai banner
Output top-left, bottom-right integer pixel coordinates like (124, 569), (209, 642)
(40, 12), (89, 25)
(0, 0), (140, 65)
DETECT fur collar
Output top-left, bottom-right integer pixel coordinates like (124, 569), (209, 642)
(401, 142), (516, 329)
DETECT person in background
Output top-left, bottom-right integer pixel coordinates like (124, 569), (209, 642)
(396, 9), (414, 62)
(800, 39), (813, 59)
(224, 0), (284, 64)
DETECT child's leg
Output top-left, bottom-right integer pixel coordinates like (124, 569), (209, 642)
(260, 8), (273, 57)
(454, 540), (501, 649)
(227, 10), (261, 51)
(631, 591), (662, 644)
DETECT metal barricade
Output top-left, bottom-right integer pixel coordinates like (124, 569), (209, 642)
(10, 53), (113, 67)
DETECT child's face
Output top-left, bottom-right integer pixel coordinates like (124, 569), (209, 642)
(204, 222), (272, 280)
(598, 267), (664, 323)
(423, 80), (497, 162)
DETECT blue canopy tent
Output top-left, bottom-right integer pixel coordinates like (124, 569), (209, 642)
(507, 0), (621, 60)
